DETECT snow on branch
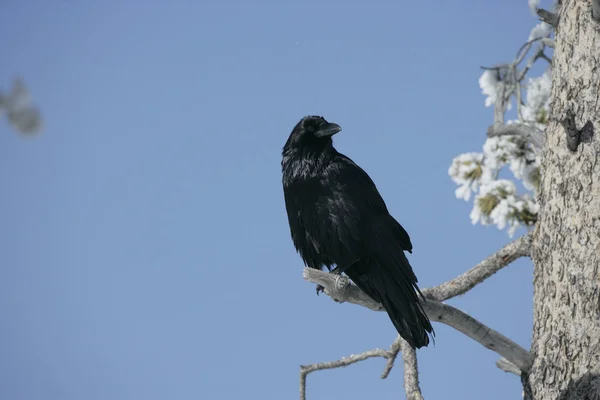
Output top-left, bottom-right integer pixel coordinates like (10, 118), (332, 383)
(487, 123), (545, 150)
(424, 233), (531, 301)
(450, 18), (554, 236)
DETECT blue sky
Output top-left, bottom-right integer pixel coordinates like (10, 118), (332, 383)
(1, 1), (542, 399)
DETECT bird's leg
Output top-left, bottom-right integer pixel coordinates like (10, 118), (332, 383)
(316, 259), (360, 296)
(316, 284), (325, 295)
(330, 258), (360, 275)
(329, 264), (348, 275)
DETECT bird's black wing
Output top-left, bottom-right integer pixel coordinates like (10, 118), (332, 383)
(326, 153), (432, 348)
(327, 153), (413, 253)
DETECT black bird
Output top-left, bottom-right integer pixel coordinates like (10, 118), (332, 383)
(281, 115), (434, 349)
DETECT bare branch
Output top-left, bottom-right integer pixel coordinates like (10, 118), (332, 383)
(401, 340), (424, 400)
(497, 357), (522, 376)
(517, 46), (545, 82)
(424, 233), (532, 301)
(514, 38), (543, 66)
(487, 123), (545, 149)
(536, 8), (559, 27)
(303, 269), (534, 373)
(424, 301), (533, 372)
(300, 235), (534, 396)
(592, 0), (600, 23)
(494, 85), (508, 125)
(381, 335), (403, 379)
(299, 335), (405, 400)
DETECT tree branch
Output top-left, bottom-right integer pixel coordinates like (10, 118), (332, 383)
(299, 335), (404, 400)
(401, 340), (424, 400)
(536, 8), (559, 27)
(496, 357), (522, 375)
(487, 123), (545, 149)
(303, 253), (535, 373)
(424, 233), (532, 301)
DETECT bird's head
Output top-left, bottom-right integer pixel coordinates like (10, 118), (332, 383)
(283, 116), (342, 153)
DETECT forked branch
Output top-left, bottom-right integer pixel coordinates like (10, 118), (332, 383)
(299, 335), (404, 400)
(300, 234), (534, 398)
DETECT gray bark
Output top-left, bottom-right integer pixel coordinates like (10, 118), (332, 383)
(527, 1), (600, 399)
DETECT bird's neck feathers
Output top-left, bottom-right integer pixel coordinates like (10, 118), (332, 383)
(281, 142), (336, 186)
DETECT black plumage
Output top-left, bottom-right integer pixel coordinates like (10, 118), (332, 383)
(281, 115), (434, 349)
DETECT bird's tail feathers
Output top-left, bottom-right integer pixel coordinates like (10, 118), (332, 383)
(347, 257), (434, 349)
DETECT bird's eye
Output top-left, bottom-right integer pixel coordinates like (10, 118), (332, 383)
(305, 122), (317, 132)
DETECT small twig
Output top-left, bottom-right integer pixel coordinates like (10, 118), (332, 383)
(381, 335), (403, 379)
(497, 357), (522, 376)
(517, 46), (546, 82)
(303, 269), (534, 373)
(536, 8), (559, 27)
(592, 0), (600, 23)
(487, 124), (545, 150)
(514, 37), (544, 66)
(424, 233), (532, 301)
(400, 340), (424, 400)
(299, 335), (405, 400)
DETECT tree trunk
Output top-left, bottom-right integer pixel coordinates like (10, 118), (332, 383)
(527, 1), (600, 399)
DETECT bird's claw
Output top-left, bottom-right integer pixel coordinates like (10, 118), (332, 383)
(316, 284), (325, 296)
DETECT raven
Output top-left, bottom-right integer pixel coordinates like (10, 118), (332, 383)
(281, 115), (434, 349)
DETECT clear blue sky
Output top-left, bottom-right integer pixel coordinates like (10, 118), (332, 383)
(1, 1), (541, 399)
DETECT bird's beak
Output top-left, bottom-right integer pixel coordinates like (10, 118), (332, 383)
(315, 122), (342, 138)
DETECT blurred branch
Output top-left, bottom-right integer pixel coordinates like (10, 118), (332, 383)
(483, 34), (552, 126)
(487, 124), (545, 150)
(536, 8), (559, 27)
(0, 78), (43, 135)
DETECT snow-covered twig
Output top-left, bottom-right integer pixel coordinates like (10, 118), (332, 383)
(400, 340), (424, 400)
(424, 233), (532, 301)
(302, 269), (534, 372)
(487, 124), (545, 150)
